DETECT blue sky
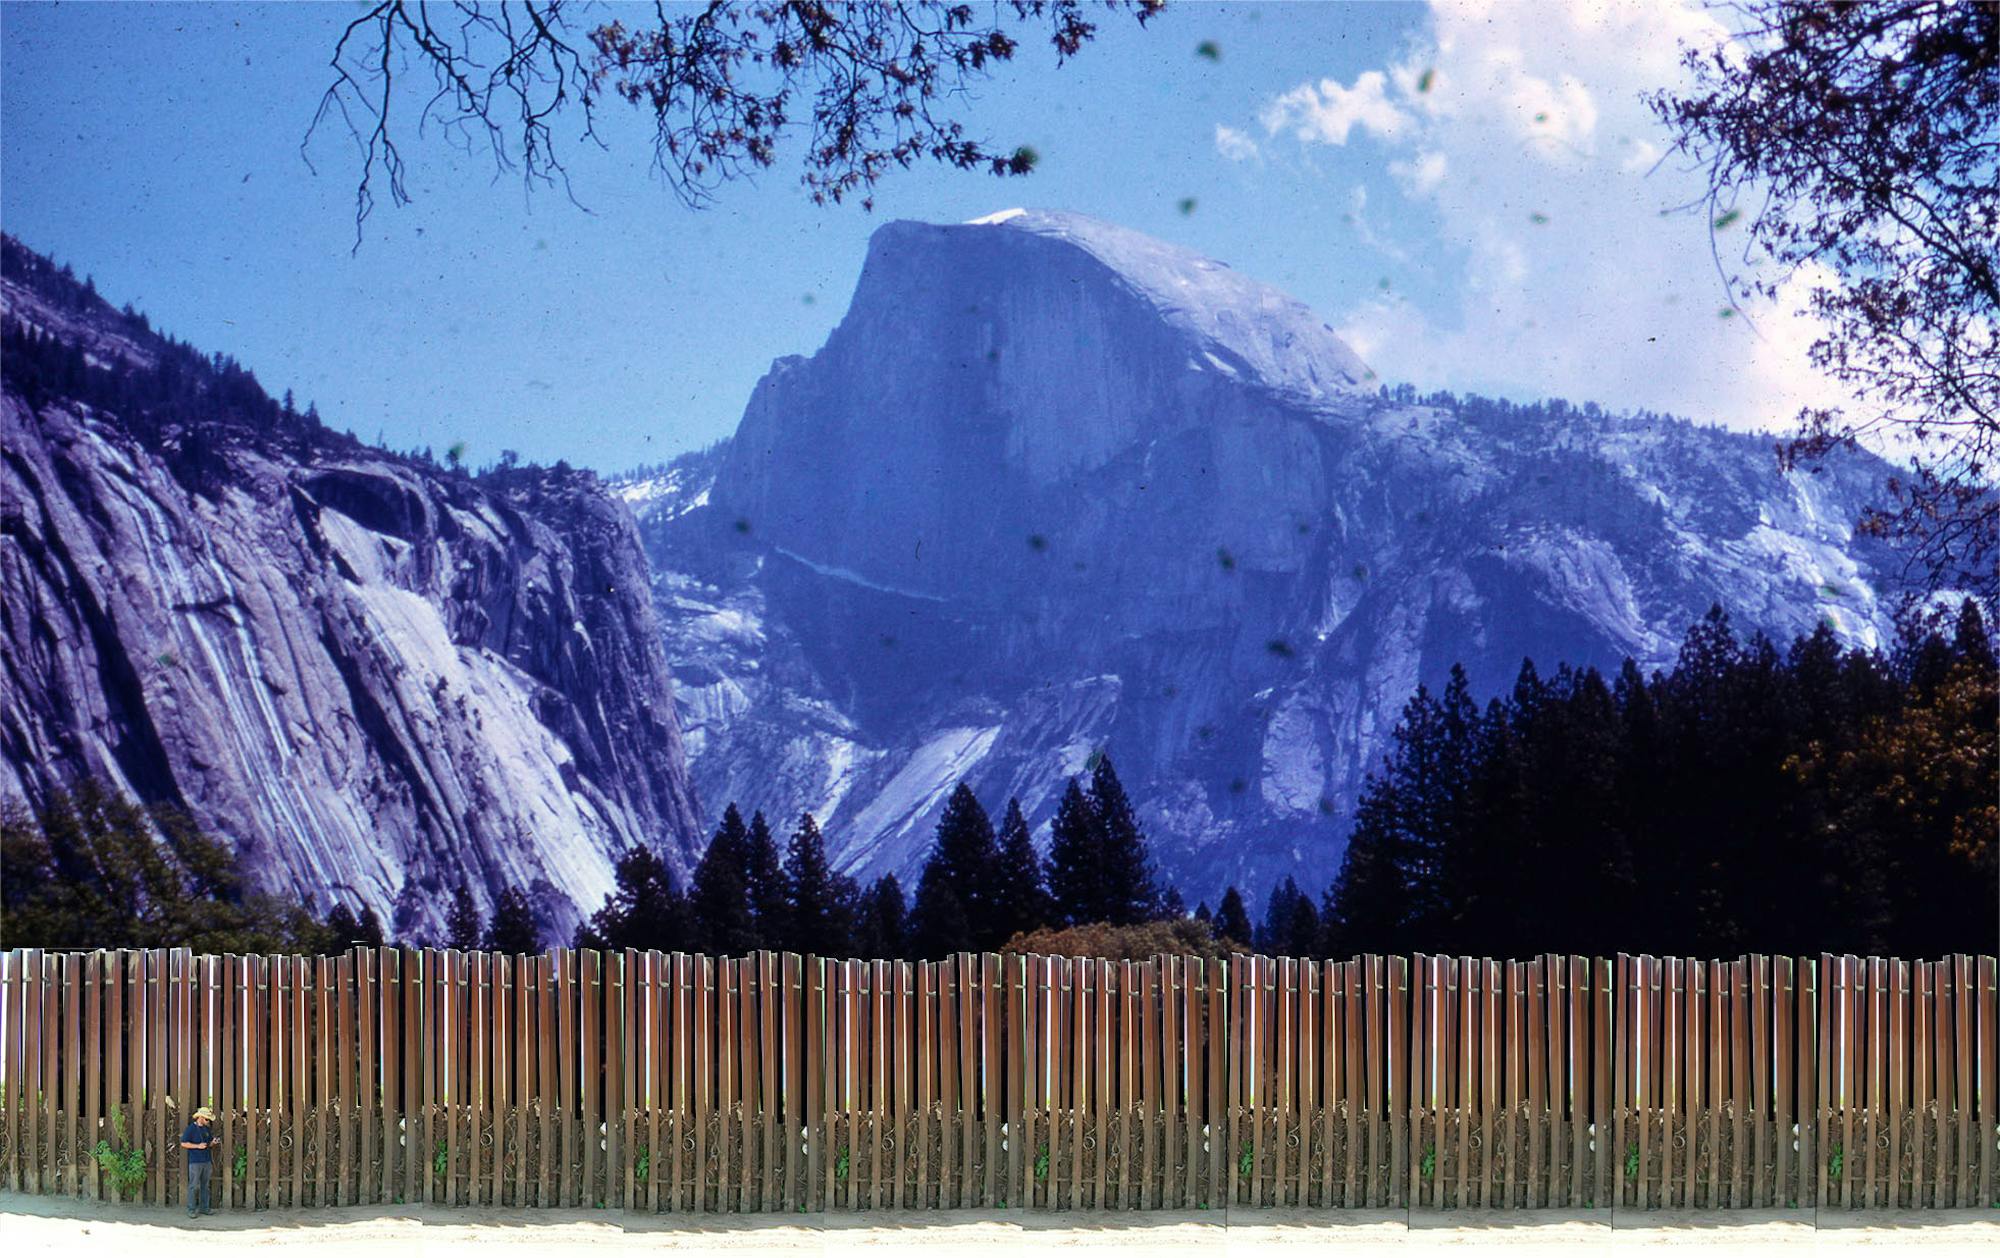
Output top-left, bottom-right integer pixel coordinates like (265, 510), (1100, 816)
(3, 2), (1830, 472)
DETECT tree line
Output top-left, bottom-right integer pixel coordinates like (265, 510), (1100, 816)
(6, 605), (1990, 959)
(568, 753), (1191, 961)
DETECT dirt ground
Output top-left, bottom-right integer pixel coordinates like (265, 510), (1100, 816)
(2, 1192), (1995, 1256)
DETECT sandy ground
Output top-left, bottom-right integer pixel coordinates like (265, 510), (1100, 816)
(2, 1192), (1996, 1257)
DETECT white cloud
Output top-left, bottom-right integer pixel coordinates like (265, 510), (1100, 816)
(1249, 0), (1850, 433)
(1213, 124), (1260, 163)
(1390, 150), (1449, 196)
(1260, 70), (1411, 147)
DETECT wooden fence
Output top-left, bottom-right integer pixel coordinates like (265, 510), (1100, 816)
(0, 950), (1993, 1213)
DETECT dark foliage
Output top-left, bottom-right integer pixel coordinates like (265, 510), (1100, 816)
(1213, 887), (1253, 951)
(484, 886), (543, 954)
(1046, 756), (1162, 927)
(990, 797), (1053, 942)
(912, 783), (1003, 949)
(446, 881), (482, 950)
(744, 810), (787, 948)
(1323, 602), (1997, 957)
(690, 805), (759, 955)
(853, 874), (909, 960)
(574, 844), (690, 952)
(1, 782), (331, 953)
(781, 813), (852, 956)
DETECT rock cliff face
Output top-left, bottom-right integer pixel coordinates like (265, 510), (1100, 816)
(630, 209), (1904, 904)
(1, 238), (700, 940)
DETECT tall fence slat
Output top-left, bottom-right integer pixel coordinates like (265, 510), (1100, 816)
(2, 948), (1991, 1213)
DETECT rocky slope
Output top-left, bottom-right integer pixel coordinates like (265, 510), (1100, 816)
(1, 238), (700, 941)
(628, 209), (1904, 905)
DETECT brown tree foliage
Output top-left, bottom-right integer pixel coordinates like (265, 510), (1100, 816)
(1652, 1), (1998, 611)
(1001, 915), (1242, 961)
(310, 0), (1162, 234)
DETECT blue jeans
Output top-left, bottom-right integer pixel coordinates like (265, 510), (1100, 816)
(186, 1161), (212, 1215)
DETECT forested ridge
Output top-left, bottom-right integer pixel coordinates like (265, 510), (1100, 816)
(8, 605), (1989, 959)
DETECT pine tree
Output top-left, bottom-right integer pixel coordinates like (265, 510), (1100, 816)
(782, 813), (850, 956)
(1086, 756), (1160, 924)
(744, 810), (787, 948)
(1212, 886), (1252, 949)
(484, 887), (542, 954)
(1258, 877), (1313, 954)
(355, 906), (387, 948)
(909, 865), (972, 959)
(445, 881), (481, 951)
(917, 783), (1002, 945)
(325, 903), (366, 950)
(690, 805), (758, 955)
(1321, 788), (1408, 955)
(575, 845), (688, 951)
(987, 798), (1051, 942)
(852, 875), (908, 959)
(1045, 779), (1102, 926)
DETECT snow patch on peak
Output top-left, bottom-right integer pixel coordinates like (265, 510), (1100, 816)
(966, 207), (1028, 225)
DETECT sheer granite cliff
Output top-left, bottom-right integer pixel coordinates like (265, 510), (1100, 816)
(1, 240), (699, 940)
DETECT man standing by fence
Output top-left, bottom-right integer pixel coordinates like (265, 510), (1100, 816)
(179, 1105), (217, 1218)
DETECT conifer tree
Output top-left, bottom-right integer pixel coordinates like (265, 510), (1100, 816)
(355, 905), (387, 948)
(909, 866), (972, 959)
(1086, 756), (1160, 924)
(576, 845), (688, 951)
(484, 887), (542, 954)
(445, 880), (481, 951)
(782, 813), (850, 956)
(325, 903), (369, 950)
(1044, 778), (1101, 927)
(852, 875), (908, 960)
(1212, 886), (1252, 949)
(916, 783), (1002, 945)
(988, 798), (1051, 942)
(690, 805), (758, 956)
(744, 810), (787, 948)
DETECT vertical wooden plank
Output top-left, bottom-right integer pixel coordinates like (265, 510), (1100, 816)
(1774, 957), (1793, 1210)
(1795, 956), (1814, 1211)
(1818, 953), (1836, 1210)
(1472, 956), (1488, 1208)
(146, 950), (165, 1205)
(1911, 960), (1930, 1209)
(1571, 957), (1589, 1210)
(605, 950), (625, 1212)
(1977, 955), (1995, 1213)
(376, 950), (395, 1208)
(1358, 955), (1380, 1208)
(983, 952), (1002, 1210)
(1841, 955), (1859, 1209)
(1937, 955), (1957, 1207)
(1321, 959), (1341, 1209)
(1953, 954), (1974, 1209)
(1209, 956), (1227, 1210)
(805, 955), (825, 1212)
(1016, 953), (1033, 1210)
(1182, 956), (1202, 1210)
(1399, 955), (1418, 1212)
(1591, 957), (1610, 1210)
(1528, 957), (1548, 1208)
(1750, 956), (1770, 1208)
(1708, 958), (1727, 1208)
(697, 954), (715, 1211)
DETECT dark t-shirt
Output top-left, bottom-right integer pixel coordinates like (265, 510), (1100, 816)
(182, 1122), (213, 1164)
